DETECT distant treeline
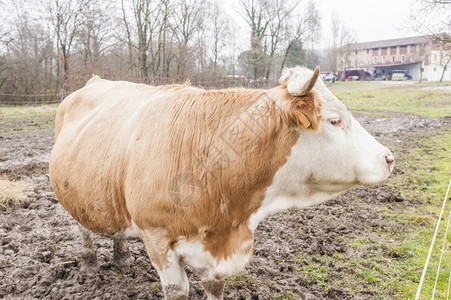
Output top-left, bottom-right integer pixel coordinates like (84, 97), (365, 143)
(0, 0), (352, 105)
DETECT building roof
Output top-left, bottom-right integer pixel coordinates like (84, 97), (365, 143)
(370, 62), (420, 68)
(349, 35), (432, 50)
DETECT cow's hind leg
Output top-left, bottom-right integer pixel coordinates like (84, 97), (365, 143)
(78, 224), (97, 266)
(113, 236), (130, 262)
(202, 278), (225, 300)
(140, 228), (189, 300)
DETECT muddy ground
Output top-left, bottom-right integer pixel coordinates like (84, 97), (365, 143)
(0, 107), (448, 299)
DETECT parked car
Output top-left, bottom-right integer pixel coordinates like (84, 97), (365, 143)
(361, 72), (374, 81)
(391, 70), (411, 81)
(340, 70), (362, 81)
(324, 73), (336, 83)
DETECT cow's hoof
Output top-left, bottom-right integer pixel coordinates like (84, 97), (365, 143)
(115, 256), (135, 274)
(113, 239), (130, 261)
(81, 252), (97, 267)
(113, 248), (131, 262)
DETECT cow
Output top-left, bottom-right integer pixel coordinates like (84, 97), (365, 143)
(49, 66), (394, 300)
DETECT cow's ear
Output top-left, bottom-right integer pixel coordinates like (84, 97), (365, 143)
(278, 66), (322, 130)
(280, 90), (322, 130)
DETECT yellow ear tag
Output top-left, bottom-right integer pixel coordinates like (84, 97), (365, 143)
(296, 111), (311, 128)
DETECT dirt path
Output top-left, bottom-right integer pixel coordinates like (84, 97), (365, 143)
(0, 109), (448, 299)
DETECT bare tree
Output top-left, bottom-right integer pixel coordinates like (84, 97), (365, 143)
(329, 14), (355, 74)
(1, 0), (331, 100)
(192, 1), (234, 79)
(264, 0), (300, 81)
(239, 0), (271, 80)
(0, 1), (11, 92)
(0, 1), (56, 103)
(224, 21), (243, 78)
(48, 0), (86, 97)
(122, 0), (158, 80)
(438, 46), (451, 82)
(171, 0), (206, 78)
(410, 0), (450, 38)
(121, 0), (135, 75)
(280, 14), (307, 71)
(135, 0), (153, 79)
(327, 13), (341, 75)
(148, 0), (167, 78)
(209, 2), (230, 76)
(78, 1), (116, 74)
(304, 0), (321, 69)
(410, 0), (450, 82)
(121, 0), (175, 81)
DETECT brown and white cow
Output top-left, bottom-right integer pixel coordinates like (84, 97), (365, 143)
(49, 66), (394, 300)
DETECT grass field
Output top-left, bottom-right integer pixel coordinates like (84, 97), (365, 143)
(330, 81), (451, 299)
(331, 81), (451, 119)
(0, 104), (56, 134)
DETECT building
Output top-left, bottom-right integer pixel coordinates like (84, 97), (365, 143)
(337, 35), (451, 81)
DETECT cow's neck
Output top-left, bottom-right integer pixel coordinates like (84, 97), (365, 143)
(248, 185), (346, 233)
(248, 142), (355, 233)
(198, 92), (301, 259)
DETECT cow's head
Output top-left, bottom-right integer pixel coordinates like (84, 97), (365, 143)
(273, 66), (394, 202)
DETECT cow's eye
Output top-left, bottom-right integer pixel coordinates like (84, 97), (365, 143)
(329, 117), (342, 127)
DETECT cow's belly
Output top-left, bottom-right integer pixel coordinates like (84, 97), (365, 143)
(50, 154), (131, 234)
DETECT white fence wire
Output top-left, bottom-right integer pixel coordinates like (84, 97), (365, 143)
(415, 178), (451, 300)
(0, 92), (65, 106)
(433, 199), (451, 299)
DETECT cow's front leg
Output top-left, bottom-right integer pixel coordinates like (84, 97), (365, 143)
(140, 228), (189, 300)
(202, 277), (225, 300)
(78, 224), (96, 266)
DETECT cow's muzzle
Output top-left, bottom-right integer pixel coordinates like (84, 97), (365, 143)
(385, 152), (395, 173)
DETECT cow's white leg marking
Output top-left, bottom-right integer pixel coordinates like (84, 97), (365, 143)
(175, 239), (253, 279)
(175, 238), (253, 299)
(78, 223), (97, 266)
(157, 250), (189, 300)
(140, 228), (189, 300)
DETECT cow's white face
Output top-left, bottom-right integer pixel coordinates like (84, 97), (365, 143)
(268, 91), (393, 201)
(249, 68), (394, 231)
(292, 87), (394, 191)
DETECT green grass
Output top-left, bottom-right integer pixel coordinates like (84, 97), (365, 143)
(329, 81), (451, 118)
(0, 105), (57, 134)
(385, 131), (451, 299)
(325, 82), (451, 299)
(0, 104), (58, 117)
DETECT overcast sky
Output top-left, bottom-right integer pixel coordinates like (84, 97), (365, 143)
(225, 0), (425, 49)
(317, 0), (421, 44)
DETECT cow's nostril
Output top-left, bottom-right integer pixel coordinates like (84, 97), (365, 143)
(385, 155), (395, 172)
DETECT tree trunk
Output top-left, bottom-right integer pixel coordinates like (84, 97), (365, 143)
(439, 66), (446, 82)
(280, 40), (294, 72)
(121, 0), (134, 75)
(439, 56), (450, 82)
